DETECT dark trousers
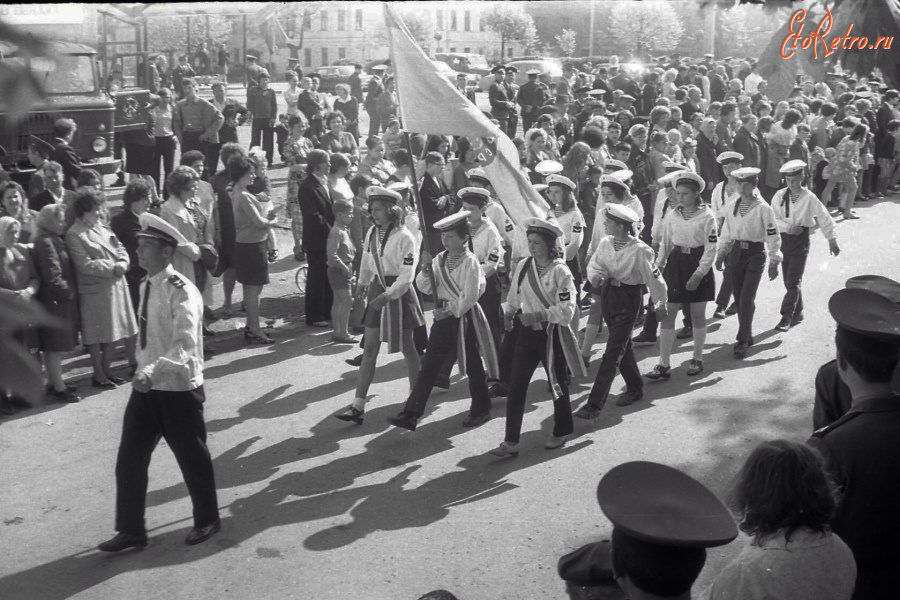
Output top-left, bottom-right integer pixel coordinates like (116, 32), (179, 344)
(114, 387), (219, 536)
(780, 231), (809, 318)
(716, 250), (735, 309)
(436, 280), (503, 382)
(305, 253), (333, 324)
(367, 109), (381, 136)
(506, 113), (518, 139)
(521, 113), (536, 133)
(250, 119), (274, 166)
(405, 314), (490, 417)
(588, 283), (643, 408)
(505, 325), (573, 444)
(153, 135), (177, 199)
(498, 317), (522, 384)
(636, 189), (653, 244)
(729, 243), (766, 342)
(205, 142), (222, 176)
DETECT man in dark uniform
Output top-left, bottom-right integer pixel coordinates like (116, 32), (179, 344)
(518, 69), (546, 133)
(488, 66), (513, 134)
(808, 287), (900, 599)
(419, 151), (455, 255)
(98, 213), (220, 552)
(50, 118), (82, 191)
(503, 66), (520, 139)
(812, 275), (900, 430)
(348, 63), (364, 103)
(558, 461), (737, 599)
(245, 54), (268, 88)
(455, 72), (476, 104)
(171, 55), (195, 100)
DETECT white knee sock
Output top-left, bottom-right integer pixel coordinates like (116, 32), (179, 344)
(352, 397), (367, 411)
(582, 325), (600, 356)
(659, 328), (676, 368)
(692, 327), (707, 361)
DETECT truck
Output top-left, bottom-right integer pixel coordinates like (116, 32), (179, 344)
(0, 40), (123, 184)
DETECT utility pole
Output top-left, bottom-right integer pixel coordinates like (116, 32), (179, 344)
(589, 0), (595, 57)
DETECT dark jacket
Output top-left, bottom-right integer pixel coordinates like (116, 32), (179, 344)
(696, 131), (722, 189)
(709, 74), (727, 103)
(109, 207), (147, 284)
(50, 139), (82, 191)
(298, 174), (334, 257)
(733, 127), (761, 169)
(489, 81), (514, 119)
(419, 172), (451, 254)
(247, 86), (278, 120)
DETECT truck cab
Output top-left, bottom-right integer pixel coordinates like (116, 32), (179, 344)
(0, 41), (120, 183)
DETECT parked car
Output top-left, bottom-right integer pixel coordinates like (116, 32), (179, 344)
(478, 58), (563, 91)
(314, 65), (369, 94)
(434, 53), (491, 77)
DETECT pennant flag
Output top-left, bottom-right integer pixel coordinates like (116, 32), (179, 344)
(383, 3), (549, 227)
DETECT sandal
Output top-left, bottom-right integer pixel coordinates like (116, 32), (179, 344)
(686, 359), (704, 376)
(644, 364), (671, 380)
(244, 329), (275, 345)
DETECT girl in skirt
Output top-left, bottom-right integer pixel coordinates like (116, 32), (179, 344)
(645, 172), (717, 379)
(335, 186), (424, 424)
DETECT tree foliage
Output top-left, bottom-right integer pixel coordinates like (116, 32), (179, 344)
(555, 28), (578, 57)
(483, 3), (537, 60)
(145, 14), (233, 54)
(608, 2), (685, 57)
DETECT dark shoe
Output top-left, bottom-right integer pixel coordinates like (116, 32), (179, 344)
(434, 376), (451, 390)
(0, 398), (15, 416)
(8, 396), (33, 408)
(92, 378), (117, 389)
(644, 364), (671, 380)
(185, 519), (221, 546)
(545, 434), (569, 450)
(734, 342), (748, 359)
(790, 313), (804, 327)
(676, 326), (693, 340)
(775, 316), (792, 332)
(107, 376), (126, 385)
(632, 331), (657, 345)
(98, 532), (148, 552)
(294, 252), (306, 262)
(633, 314), (645, 329)
(49, 388), (81, 403)
(461, 411), (491, 428)
(203, 306), (221, 322)
(725, 302), (739, 315)
(335, 405), (364, 424)
(387, 410), (418, 431)
(713, 307), (726, 319)
(345, 354), (364, 367)
(489, 441), (519, 457)
(615, 389), (644, 407)
(574, 403), (603, 420)
(686, 359), (704, 376)
(488, 382), (509, 398)
(245, 329), (274, 345)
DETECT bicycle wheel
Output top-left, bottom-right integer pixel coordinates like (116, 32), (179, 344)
(294, 264), (309, 293)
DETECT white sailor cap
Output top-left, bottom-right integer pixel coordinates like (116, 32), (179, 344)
(457, 186), (491, 206)
(662, 161), (684, 173)
(366, 185), (402, 203)
(546, 174), (576, 191)
(600, 170), (633, 192)
(657, 170), (685, 187)
(137, 213), (190, 247)
(732, 167), (761, 181)
(535, 159), (564, 176)
(467, 167), (490, 185)
(780, 159), (807, 175)
(434, 211), (472, 231)
(524, 217), (563, 238)
(605, 203), (640, 226)
(716, 151), (744, 164)
(605, 159), (629, 172)
(673, 171), (706, 193)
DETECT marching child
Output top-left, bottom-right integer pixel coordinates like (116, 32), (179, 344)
(326, 199), (358, 344)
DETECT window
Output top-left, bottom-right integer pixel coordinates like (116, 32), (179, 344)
(338, 9), (345, 31)
(479, 15), (485, 32)
(322, 47), (328, 65)
(304, 47), (312, 67)
(508, 47), (514, 58)
(303, 12), (311, 30)
(436, 10), (443, 30)
(450, 47), (457, 53)
(320, 10), (328, 31)
(339, 47), (346, 60)
(464, 11), (471, 32)
(355, 9), (363, 30)
(287, 14), (296, 37)
(450, 10), (457, 31)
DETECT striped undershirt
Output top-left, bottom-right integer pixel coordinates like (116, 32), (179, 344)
(446, 253), (461, 271)
(738, 201), (753, 216)
(790, 190), (801, 203)
(536, 263), (547, 275)
(681, 207), (700, 220)
(553, 207), (564, 219)
(378, 227), (387, 244)
(613, 239), (628, 251)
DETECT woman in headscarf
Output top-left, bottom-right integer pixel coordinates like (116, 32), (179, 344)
(0, 181), (38, 244)
(32, 204), (80, 402)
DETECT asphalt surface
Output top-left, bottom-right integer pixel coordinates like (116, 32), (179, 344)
(2, 89), (899, 599)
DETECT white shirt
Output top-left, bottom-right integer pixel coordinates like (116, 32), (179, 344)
(718, 195), (782, 263)
(710, 180), (741, 221)
(137, 265), (204, 392)
(744, 72), (763, 95)
(469, 220), (504, 278)
(359, 224), (418, 299)
(554, 207), (586, 262)
(504, 259), (575, 326)
(657, 205), (718, 279)
(587, 196), (645, 258)
(484, 200), (515, 245)
(416, 250), (484, 318)
(587, 237), (668, 309)
(771, 186), (837, 240)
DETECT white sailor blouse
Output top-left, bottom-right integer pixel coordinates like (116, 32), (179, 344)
(587, 196), (645, 257)
(504, 258), (575, 326)
(469, 220), (504, 278)
(771, 187), (837, 241)
(416, 250), (485, 318)
(717, 195), (782, 263)
(553, 207), (586, 262)
(484, 200), (516, 246)
(587, 236), (668, 309)
(358, 224), (418, 299)
(657, 205), (718, 280)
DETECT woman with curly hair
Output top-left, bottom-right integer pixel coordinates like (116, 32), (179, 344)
(700, 439), (856, 600)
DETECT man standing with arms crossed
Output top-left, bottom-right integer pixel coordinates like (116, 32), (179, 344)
(98, 213), (220, 552)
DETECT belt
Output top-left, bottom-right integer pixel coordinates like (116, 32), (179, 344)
(736, 240), (764, 250)
(786, 226), (810, 236)
(606, 278), (640, 289)
(674, 244), (701, 254)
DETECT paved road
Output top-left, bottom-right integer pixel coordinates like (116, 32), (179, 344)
(4, 98), (900, 598)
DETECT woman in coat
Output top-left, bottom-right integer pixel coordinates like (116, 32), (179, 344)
(160, 166), (205, 286)
(32, 204), (81, 402)
(65, 190), (138, 388)
(0, 181), (38, 244)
